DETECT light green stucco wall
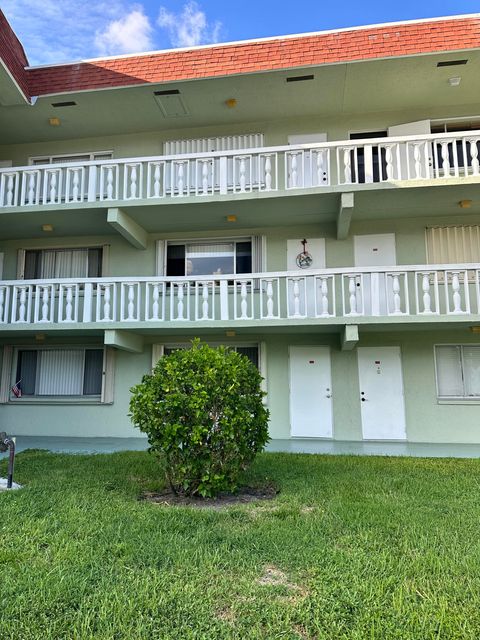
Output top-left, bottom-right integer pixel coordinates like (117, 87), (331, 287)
(3, 327), (480, 443)
(1, 103), (479, 166)
(1, 102), (480, 444)
(2, 211), (480, 281)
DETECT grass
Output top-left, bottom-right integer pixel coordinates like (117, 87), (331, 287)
(1, 451), (480, 639)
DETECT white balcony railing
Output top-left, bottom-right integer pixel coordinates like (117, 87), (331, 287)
(0, 264), (479, 327)
(0, 131), (479, 208)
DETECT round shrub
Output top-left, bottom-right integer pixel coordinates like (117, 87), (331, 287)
(129, 339), (270, 497)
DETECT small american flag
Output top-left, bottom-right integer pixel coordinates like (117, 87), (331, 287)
(11, 380), (22, 398)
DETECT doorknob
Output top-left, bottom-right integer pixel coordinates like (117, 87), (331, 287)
(326, 394), (332, 398)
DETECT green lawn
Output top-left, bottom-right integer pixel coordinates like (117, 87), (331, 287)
(1, 451), (480, 639)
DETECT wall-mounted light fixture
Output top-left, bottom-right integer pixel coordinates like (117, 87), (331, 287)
(448, 77), (461, 87)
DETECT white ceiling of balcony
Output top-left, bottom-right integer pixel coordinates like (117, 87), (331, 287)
(1, 50), (480, 144)
(0, 182), (479, 240)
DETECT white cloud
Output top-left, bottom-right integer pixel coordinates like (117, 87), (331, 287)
(95, 7), (154, 56)
(1, 1), (223, 65)
(1, 0), (133, 64)
(158, 1), (222, 48)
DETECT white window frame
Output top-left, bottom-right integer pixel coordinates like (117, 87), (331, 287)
(430, 115), (480, 133)
(28, 151), (114, 166)
(17, 244), (110, 279)
(1, 345), (115, 404)
(156, 235), (266, 277)
(434, 344), (480, 403)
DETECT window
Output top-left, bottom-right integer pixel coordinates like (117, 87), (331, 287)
(426, 226), (480, 264)
(349, 131), (388, 183)
(166, 239), (252, 277)
(162, 344), (259, 368)
(435, 345), (480, 400)
(23, 247), (103, 279)
(13, 347), (103, 399)
(29, 151), (113, 165)
(431, 119), (480, 134)
(430, 119), (480, 171)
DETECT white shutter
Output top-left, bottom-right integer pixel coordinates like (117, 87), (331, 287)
(156, 240), (166, 276)
(435, 346), (464, 397)
(462, 346), (480, 397)
(101, 244), (110, 277)
(164, 134), (264, 155)
(101, 347), (115, 403)
(288, 133), (327, 145)
(259, 341), (267, 400)
(426, 226), (480, 264)
(0, 346), (13, 403)
(387, 120), (431, 137)
(17, 249), (26, 279)
(252, 235), (266, 273)
(152, 344), (165, 369)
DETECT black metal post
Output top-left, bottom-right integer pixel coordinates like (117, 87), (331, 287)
(0, 432), (15, 489)
(6, 437), (15, 489)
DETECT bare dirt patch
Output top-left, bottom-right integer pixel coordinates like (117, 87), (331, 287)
(140, 483), (278, 509)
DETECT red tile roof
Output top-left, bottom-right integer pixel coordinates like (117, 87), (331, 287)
(2, 13), (480, 100)
(0, 10), (29, 99)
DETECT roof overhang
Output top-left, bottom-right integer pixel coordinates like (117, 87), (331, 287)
(0, 56), (30, 106)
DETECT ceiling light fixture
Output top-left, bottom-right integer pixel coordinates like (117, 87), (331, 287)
(225, 98), (237, 108)
(42, 224), (54, 232)
(458, 200), (472, 208)
(48, 117), (61, 126)
(448, 77), (461, 87)
(226, 215), (237, 222)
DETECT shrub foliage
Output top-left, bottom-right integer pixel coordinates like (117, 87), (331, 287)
(129, 340), (269, 497)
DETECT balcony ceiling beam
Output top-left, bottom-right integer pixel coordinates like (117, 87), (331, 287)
(104, 329), (144, 353)
(341, 324), (359, 351)
(337, 192), (354, 240)
(107, 207), (148, 249)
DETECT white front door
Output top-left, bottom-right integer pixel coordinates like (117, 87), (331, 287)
(354, 233), (396, 315)
(289, 346), (333, 438)
(357, 346), (407, 440)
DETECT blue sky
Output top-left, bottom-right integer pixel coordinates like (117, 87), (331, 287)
(2, 0), (479, 66)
